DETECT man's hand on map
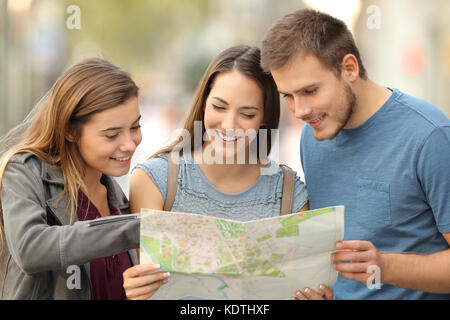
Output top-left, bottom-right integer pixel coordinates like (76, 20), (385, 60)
(292, 284), (334, 300)
(332, 240), (385, 284)
(123, 263), (170, 300)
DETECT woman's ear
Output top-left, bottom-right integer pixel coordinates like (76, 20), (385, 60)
(65, 133), (76, 143)
(65, 126), (78, 143)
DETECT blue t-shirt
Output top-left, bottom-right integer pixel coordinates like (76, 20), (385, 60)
(300, 88), (450, 300)
(135, 153), (308, 221)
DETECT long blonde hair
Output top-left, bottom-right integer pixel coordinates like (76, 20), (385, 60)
(0, 58), (138, 250)
(152, 45), (280, 159)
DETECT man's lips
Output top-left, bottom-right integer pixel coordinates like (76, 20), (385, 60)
(306, 114), (326, 129)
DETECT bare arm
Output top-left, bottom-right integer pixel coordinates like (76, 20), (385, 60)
(380, 233), (450, 293)
(129, 168), (164, 214)
(129, 168), (165, 262)
(124, 168), (170, 299)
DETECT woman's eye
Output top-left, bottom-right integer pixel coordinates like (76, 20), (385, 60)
(282, 93), (291, 99)
(212, 104), (225, 110)
(242, 114), (256, 119)
(106, 134), (118, 140)
(131, 125), (141, 131)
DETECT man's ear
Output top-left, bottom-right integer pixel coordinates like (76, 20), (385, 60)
(341, 54), (360, 82)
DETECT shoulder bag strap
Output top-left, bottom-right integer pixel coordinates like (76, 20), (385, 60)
(163, 152), (180, 211)
(280, 165), (295, 216)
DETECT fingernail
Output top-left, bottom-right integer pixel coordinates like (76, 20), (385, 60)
(295, 290), (301, 296)
(153, 264), (160, 269)
(319, 284), (325, 290)
(304, 287), (310, 294)
(164, 272), (170, 277)
(336, 242), (342, 249)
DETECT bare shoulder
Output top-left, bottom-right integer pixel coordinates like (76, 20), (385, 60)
(129, 168), (164, 212)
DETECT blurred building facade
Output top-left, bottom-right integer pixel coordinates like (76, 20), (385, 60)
(1, 0), (449, 192)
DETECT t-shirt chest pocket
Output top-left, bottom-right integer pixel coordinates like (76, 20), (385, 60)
(354, 178), (391, 239)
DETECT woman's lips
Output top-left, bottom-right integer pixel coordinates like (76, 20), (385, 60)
(110, 156), (131, 164)
(216, 130), (241, 145)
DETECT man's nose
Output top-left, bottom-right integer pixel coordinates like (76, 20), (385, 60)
(294, 97), (313, 120)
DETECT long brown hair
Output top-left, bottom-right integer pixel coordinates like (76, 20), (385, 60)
(0, 57), (138, 250)
(152, 45), (280, 161)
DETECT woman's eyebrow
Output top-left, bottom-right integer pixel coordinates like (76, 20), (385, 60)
(212, 96), (229, 105)
(101, 115), (142, 132)
(212, 97), (259, 111)
(240, 106), (259, 111)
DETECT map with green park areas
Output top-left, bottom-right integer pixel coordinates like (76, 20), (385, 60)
(140, 206), (344, 300)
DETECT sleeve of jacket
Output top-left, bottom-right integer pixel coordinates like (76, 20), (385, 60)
(1, 160), (140, 275)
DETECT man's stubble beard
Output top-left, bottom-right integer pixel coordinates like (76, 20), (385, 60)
(315, 83), (357, 141)
(337, 83), (357, 133)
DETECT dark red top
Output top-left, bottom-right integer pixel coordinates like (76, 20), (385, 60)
(76, 191), (132, 300)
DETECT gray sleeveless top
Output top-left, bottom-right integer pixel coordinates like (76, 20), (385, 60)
(134, 153), (308, 222)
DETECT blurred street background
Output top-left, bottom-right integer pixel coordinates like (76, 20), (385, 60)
(1, 0), (449, 194)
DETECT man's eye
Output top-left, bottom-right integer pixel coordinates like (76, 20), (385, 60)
(304, 88), (317, 95)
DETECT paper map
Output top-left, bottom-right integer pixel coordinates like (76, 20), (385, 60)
(140, 206), (344, 300)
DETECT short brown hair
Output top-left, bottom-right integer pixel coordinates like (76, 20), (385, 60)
(261, 9), (367, 79)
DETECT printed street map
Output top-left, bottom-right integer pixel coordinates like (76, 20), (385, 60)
(140, 206), (344, 299)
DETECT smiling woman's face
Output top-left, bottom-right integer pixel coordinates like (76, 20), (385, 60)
(76, 96), (142, 178)
(203, 70), (264, 161)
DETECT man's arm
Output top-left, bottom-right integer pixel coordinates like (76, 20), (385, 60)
(380, 233), (450, 293)
(332, 233), (450, 293)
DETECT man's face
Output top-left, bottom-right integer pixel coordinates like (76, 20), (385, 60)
(271, 53), (356, 141)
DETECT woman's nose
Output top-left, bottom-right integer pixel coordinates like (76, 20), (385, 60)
(221, 113), (237, 131)
(119, 135), (138, 153)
